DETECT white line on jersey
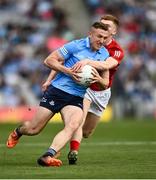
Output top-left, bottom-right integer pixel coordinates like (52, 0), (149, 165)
(60, 47), (68, 55)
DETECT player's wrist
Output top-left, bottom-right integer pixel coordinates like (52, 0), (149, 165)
(82, 59), (90, 66)
(45, 80), (51, 84)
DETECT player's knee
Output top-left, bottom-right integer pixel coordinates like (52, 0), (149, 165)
(83, 133), (89, 138)
(22, 122), (40, 135)
(30, 129), (40, 135)
(24, 128), (39, 136)
(68, 120), (80, 132)
(29, 126), (42, 135)
(83, 130), (92, 138)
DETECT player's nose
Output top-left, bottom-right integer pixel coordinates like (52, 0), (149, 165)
(100, 38), (104, 44)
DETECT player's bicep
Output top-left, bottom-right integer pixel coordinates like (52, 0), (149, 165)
(45, 50), (65, 65)
(113, 50), (124, 61)
(105, 57), (119, 69)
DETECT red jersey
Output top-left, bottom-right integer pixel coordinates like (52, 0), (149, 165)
(90, 39), (124, 91)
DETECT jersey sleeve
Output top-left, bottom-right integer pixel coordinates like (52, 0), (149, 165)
(109, 47), (124, 64)
(58, 41), (78, 60)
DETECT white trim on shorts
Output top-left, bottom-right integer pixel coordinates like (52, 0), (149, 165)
(84, 87), (111, 116)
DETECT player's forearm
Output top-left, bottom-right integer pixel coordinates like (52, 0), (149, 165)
(87, 60), (107, 70)
(44, 52), (70, 74)
(86, 57), (118, 70)
(97, 77), (109, 89)
(45, 70), (57, 83)
(97, 70), (109, 89)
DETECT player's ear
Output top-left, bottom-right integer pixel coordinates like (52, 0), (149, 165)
(111, 26), (117, 35)
(88, 30), (92, 38)
(112, 29), (117, 35)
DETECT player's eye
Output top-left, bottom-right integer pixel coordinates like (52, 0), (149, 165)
(97, 35), (103, 39)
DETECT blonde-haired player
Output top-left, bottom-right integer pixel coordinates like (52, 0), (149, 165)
(68, 14), (124, 164)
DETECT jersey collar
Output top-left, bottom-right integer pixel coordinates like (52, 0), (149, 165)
(86, 37), (90, 48)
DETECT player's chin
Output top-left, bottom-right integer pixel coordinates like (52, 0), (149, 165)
(96, 44), (102, 50)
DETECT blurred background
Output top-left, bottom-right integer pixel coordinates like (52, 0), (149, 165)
(0, 0), (156, 123)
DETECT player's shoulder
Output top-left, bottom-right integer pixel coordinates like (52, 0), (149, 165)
(110, 39), (124, 52)
(62, 37), (87, 53)
(99, 46), (109, 55)
(72, 37), (88, 49)
(106, 39), (124, 60)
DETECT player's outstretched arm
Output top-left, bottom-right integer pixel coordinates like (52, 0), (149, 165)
(72, 57), (118, 72)
(42, 59), (65, 92)
(41, 70), (57, 92)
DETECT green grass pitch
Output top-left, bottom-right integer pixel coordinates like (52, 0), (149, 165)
(0, 120), (156, 179)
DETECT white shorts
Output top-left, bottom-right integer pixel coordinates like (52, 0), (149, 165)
(84, 87), (111, 117)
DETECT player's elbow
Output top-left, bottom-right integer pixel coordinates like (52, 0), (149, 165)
(44, 58), (48, 65)
(44, 58), (51, 67)
(100, 79), (109, 90)
(83, 130), (93, 138)
(105, 79), (109, 88)
(102, 82), (109, 90)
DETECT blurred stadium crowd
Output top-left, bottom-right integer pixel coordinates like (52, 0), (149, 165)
(0, 0), (156, 119)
